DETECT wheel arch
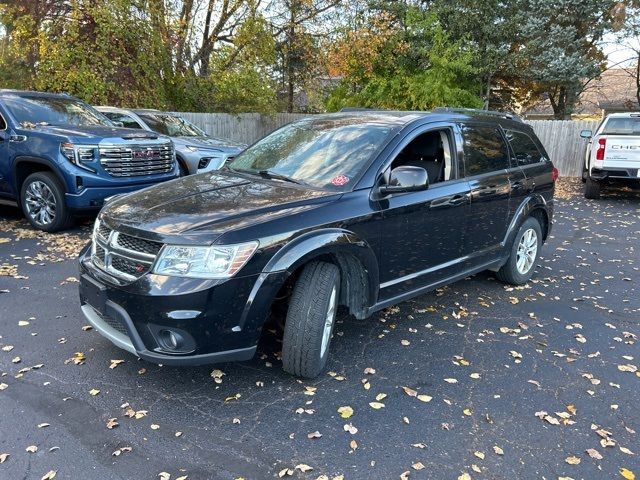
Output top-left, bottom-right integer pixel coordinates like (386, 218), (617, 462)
(13, 156), (68, 194)
(503, 195), (551, 250)
(263, 229), (380, 319)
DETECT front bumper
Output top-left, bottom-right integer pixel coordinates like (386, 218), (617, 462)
(66, 178), (178, 210)
(78, 245), (286, 366)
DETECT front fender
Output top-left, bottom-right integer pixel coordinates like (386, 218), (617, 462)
(237, 229), (380, 332)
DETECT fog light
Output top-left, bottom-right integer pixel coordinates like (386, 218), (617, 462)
(198, 158), (211, 169)
(159, 329), (182, 350)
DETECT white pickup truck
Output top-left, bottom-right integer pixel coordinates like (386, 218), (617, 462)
(580, 112), (640, 199)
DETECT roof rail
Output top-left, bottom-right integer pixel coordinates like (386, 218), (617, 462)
(339, 107), (430, 114)
(432, 107), (522, 122)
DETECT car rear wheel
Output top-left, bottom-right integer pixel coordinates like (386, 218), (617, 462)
(584, 177), (601, 199)
(20, 172), (72, 232)
(282, 261), (340, 378)
(496, 217), (542, 285)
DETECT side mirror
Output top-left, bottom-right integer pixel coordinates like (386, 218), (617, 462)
(580, 129), (592, 139)
(379, 166), (429, 195)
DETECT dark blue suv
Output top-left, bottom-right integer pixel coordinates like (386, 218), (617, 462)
(0, 90), (177, 231)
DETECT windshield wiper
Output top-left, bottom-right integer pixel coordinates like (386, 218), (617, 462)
(229, 167), (306, 186)
(256, 170), (305, 185)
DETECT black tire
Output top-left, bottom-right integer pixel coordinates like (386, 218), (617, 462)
(177, 158), (189, 177)
(496, 217), (542, 285)
(282, 261), (340, 378)
(20, 172), (73, 232)
(584, 177), (601, 199)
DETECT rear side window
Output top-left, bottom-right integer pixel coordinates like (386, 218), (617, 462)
(460, 124), (510, 176)
(0, 113), (6, 130)
(104, 112), (143, 130)
(505, 130), (546, 166)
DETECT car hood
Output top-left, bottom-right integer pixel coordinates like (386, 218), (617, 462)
(173, 136), (246, 153)
(101, 171), (338, 242)
(17, 124), (163, 143)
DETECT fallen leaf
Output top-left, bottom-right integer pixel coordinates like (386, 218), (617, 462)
(26, 445), (38, 453)
(444, 378), (458, 384)
(402, 386), (418, 397)
(620, 468), (635, 480)
(106, 418), (119, 429)
(150, 424), (160, 430)
(307, 431), (322, 439)
(295, 464), (313, 472)
(463, 408), (472, 416)
(337, 406), (353, 419)
(210, 369), (225, 384)
(159, 473), (171, 480)
(0, 453), (9, 463)
(586, 448), (603, 460)
(89, 389), (100, 396)
(350, 439), (358, 450)
(565, 455), (581, 465)
(458, 474), (471, 480)
(41, 471), (56, 480)
(620, 447), (635, 455)
(37, 423), (50, 428)
(474, 451), (485, 460)
(417, 395), (432, 403)
(493, 445), (504, 455)
(412, 462), (425, 470)
(109, 359), (124, 369)
(369, 402), (385, 409)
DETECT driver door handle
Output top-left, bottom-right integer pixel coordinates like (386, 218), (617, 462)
(430, 193), (469, 209)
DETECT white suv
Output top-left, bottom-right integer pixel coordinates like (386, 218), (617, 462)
(580, 112), (640, 199)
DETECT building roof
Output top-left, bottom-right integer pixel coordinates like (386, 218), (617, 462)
(522, 67), (639, 118)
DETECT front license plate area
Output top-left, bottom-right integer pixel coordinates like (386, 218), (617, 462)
(80, 274), (107, 316)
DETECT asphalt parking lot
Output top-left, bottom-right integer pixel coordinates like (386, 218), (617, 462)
(0, 179), (639, 480)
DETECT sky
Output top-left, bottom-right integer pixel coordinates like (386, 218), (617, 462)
(603, 33), (639, 66)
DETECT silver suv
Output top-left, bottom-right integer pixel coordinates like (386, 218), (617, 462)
(96, 107), (245, 176)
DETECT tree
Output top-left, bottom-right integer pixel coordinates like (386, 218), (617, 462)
(326, 8), (483, 111)
(515, 0), (629, 119)
(616, 6), (640, 106)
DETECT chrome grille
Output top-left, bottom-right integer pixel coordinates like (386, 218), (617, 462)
(97, 223), (111, 240)
(99, 144), (174, 177)
(114, 233), (162, 256)
(91, 221), (163, 281)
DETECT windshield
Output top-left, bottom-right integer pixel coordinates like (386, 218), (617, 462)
(3, 95), (112, 127)
(139, 113), (205, 137)
(229, 117), (394, 190)
(601, 117), (640, 135)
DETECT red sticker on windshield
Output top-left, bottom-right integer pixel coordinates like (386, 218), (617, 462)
(331, 175), (350, 186)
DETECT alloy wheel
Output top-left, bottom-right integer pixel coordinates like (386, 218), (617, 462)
(516, 228), (538, 275)
(24, 180), (57, 227)
(320, 285), (338, 357)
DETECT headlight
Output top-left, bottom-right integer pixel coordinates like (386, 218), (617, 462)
(152, 241), (259, 279)
(60, 142), (96, 172)
(184, 145), (199, 152)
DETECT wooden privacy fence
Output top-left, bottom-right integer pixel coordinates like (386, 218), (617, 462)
(176, 112), (599, 177)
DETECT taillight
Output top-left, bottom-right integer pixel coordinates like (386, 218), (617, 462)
(595, 138), (606, 161)
(552, 166), (559, 182)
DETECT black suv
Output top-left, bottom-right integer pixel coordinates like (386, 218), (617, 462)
(78, 109), (556, 378)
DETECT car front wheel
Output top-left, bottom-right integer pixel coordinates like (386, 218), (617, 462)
(496, 216), (542, 285)
(282, 261), (340, 378)
(20, 172), (72, 232)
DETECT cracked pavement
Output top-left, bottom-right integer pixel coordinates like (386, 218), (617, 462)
(0, 180), (639, 480)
